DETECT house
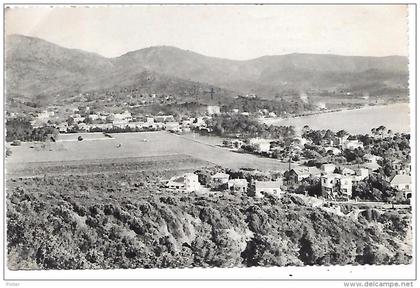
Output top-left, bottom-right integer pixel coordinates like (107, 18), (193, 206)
(293, 137), (311, 148)
(288, 167), (321, 184)
(321, 174), (338, 196)
(89, 114), (100, 121)
(324, 146), (342, 155)
(224, 139), (244, 149)
(37, 110), (55, 120)
(155, 115), (175, 123)
(255, 181), (283, 198)
(249, 138), (271, 153)
(390, 175), (412, 198)
(211, 172), (230, 185)
(341, 167), (356, 176)
(57, 123), (68, 133)
(363, 154), (383, 164)
(316, 102), (326, 110)
(78, 123), (88, 131)
(321, 138), (335, 147)
(207, 105), (221, 115)
(191, 117), (206, 128)
(342, 139), (364, 150)
(88, 123), (113, 130)
(228, 179), (248, 193)
(167, 173), (200, 192)
(321, 174), (352, 199)
(333, 135), (349, 147)
(356, 168), (369, 179)
(352, 168), (369, 182)
(321, 163), (336, 174)
(113, 111), (132, 123)
(126, 122), (144, 129)
(391, 159), (411, 175)
(391, 159), (403, 170)
(181, 119), (193, 128)
(165, 122), (181, 132)
(339, 176), (353, 197)
(73, 116), (85, 124)
(362, 162), (381, 172)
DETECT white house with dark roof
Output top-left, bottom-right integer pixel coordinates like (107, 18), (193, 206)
(228, 179), (248, 193)
(167, 173), (200, 192)
(211, 172), (230, 184)
(289, 167), (321, 184)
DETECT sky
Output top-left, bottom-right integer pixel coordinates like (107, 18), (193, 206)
(5, 5), (409, 60)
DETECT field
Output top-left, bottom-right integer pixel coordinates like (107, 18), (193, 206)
(6, 131), (291, 172)
(7, 155), (213, 178)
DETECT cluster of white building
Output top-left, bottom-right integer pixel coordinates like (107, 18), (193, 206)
(165, 170), (284, 199)
(164, 156), (411, 202)
(318, 164), (369, 200)
(222, 132), (366, 160)
(54, 109), (213, 133)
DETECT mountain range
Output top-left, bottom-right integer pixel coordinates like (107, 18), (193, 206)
(5, 34), (409, 105)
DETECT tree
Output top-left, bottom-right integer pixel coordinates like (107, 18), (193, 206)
(66, 117), (75, 126)
(336, 130), (349, 139)
(6, 117), (33, 142)
(83, 116), (93, 124)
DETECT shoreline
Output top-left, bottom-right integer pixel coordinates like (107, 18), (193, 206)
(260, 102), (410, 134)
(264, 101), (410, 122)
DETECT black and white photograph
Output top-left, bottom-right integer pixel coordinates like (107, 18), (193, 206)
(2, 2), (417, 285)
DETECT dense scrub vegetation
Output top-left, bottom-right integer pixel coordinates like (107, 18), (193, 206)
(7, 170), (411, 270)
(221, 97), (315, 115)
(6, 117), (59, 142)
(202, 114), (296, 139)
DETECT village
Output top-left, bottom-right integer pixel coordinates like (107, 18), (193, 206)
(6, 100), (412, 207)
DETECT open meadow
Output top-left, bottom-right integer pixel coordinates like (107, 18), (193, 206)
(6, 131), (291, 173)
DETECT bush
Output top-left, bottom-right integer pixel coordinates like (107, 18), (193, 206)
(11, 140), (21, 146)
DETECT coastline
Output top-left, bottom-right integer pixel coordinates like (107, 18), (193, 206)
(263, 101), (410, 123)
(260, 102), (410, 134)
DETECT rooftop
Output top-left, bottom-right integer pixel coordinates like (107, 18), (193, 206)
(390, 175), (411, 185)
(292, 166), (321, 176)
(255, 180), (282, 188)
(212, 172), (230, 179)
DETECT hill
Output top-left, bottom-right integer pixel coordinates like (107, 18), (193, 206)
(5, 34), (409, 107)
(116, 48), (408, 96)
